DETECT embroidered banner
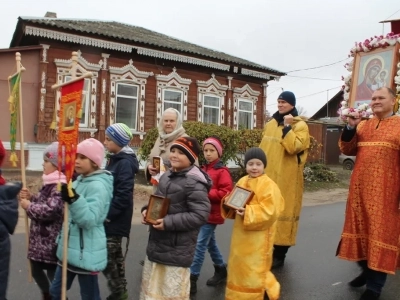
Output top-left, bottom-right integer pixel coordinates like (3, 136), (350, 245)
(58, 79), (84, 183)
(7, 72), (21, 167)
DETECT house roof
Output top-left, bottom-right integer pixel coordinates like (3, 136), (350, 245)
(309, 89), (344, 120)
(13, 17), (285, 76)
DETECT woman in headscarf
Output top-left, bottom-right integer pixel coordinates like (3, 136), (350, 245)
(145, 108), (188, 187)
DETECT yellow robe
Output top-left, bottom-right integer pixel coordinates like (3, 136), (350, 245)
(259, 116), (309, 246)
(223, 174), (284, 300)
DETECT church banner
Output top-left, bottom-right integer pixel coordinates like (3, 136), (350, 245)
(58, 79), (84, 183)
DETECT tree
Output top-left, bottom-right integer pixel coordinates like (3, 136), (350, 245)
(297, 106), (308, 117)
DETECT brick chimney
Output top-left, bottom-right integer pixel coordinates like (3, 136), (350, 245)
(44, 12), (57, 18)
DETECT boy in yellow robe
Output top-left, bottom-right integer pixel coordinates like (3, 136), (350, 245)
(222, 147), (284, 300)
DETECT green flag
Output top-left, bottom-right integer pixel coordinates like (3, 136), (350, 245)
(8, 72), (21, 167)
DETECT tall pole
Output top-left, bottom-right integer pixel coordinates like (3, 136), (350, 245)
(326, 90), (329, 117)
(15, 52), (32, 282)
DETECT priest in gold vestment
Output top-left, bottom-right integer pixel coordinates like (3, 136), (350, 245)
(337, 87), (400, 300)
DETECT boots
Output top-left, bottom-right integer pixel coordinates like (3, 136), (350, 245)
(271, 245), (289, 269)
(190, 274), (199, 295)
(349, 261), (367, 287)
(206, 264), (227, 286)
(360, 289), (380, 300)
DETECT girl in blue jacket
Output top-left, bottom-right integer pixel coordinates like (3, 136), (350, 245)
(50, 138), (113, 300)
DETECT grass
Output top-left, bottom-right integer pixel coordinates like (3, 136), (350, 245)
(304, 165), (351, 192)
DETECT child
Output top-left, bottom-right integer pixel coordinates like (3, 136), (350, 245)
(103, 123), (139, 300)
(19, 142), (65, 300)
(49, 138), (113, 300)
(190, 136), (233, 294)
(223, 147), (284, 300)
(0, 139), (22, 300)
(140, 137), (211, 300)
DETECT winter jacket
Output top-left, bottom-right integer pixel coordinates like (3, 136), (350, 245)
(143, 165), (211, 268)
(259, 109), (309, 246)
(26, 183), (63, 264)
(0, 141), (5, 186)
(201, 159), (233, 224)
(56, 170), (113, 272)
(0, 182), (22, 300)
(105, 146), (139, 237)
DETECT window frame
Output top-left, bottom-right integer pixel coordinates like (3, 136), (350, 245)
(237, 98), (254, 129)
(115, 82), (140, 131)
(162, 88), (184, 115)
(202, 94), (221, 125)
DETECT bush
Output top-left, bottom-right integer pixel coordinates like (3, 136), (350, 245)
(138, 121), (240, 166)
(303, 163), (338, 182)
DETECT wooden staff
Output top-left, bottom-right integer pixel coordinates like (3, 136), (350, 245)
(12, 52), (32, 282)
(51, 51), (92, 300)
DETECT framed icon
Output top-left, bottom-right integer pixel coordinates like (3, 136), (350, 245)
(153, 156), (161, 173)
(145, 194), (170, 225)
(224, 186), (254, 210)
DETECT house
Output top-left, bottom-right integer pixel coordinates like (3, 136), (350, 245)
(308, 89), (344, 164)
(0, 12), (285, 170)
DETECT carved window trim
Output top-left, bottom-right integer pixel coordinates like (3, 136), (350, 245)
(196, 74), (228, 125)
(54, 51), (100, 130)
(156, 68), (191, 123)
(109, 60), (153, 137)
(233, 84), (260, 129)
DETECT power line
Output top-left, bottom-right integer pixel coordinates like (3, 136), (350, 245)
(384, 8), (400, 20)
(285, 75), (342, 81)
(297, 86), (343, 99)
(266, 85), (343, 107)
(285, 58), (349, 73)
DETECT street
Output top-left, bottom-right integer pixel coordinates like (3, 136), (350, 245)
(6, 202), (400, 300)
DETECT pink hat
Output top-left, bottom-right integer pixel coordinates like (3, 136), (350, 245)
(77, 138), (104, 167)
(203, 137), (223, 157)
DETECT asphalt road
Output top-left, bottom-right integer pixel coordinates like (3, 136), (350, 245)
(6, 202), (400, 300)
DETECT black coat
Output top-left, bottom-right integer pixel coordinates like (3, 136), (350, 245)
(105, 148), (139, 237)
(0, 182), (22, 299)
(143, 166), (211, 268)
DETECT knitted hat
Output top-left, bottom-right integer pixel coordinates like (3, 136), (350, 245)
(0, 140), (5, 168)
(244, 147), (267, 167)
(278, 91), (296, 107)
(77, 138), (104, 167)
(105, 123), (133, 147)
(43, 142), (65, 169)
(203, 136), (223, 157)
(170, 137), (201, 165)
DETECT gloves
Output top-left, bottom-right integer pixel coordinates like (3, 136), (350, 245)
(61, 183), (79, 204)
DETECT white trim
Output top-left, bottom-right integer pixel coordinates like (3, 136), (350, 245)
(196, 74), (227, 124)
(201, 94), (221, 125)
(137, 47), (230, 71)
(79, 127), (98, 137)
(156, 68), (191, 122)
(115, 82), (139, 131)
(236, 98), (254, 129)
(2, 142), (29, 150)
(233, 84), (260, 128)
(25, 26), (133, 52)
(109, 60), (152, 131)
(54, 52), (99, 129)
(241, 68), (272, 80)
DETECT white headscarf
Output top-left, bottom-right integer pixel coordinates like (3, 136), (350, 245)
(157, 108), (185, 142)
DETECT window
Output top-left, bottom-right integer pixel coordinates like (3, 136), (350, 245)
(115, 83), (139, 130)
(238, 99), (253, 129)
(202, 95), (220, 124)
(64, 76), (91, 127)
(163, 89), (183, 114)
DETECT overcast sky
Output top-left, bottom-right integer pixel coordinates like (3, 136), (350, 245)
(1, 0), (399, 117)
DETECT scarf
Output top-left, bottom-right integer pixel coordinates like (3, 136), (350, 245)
(42, 170), (67, 186)
(158, 127), (186, 153)
(272, 107), (299, 125)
